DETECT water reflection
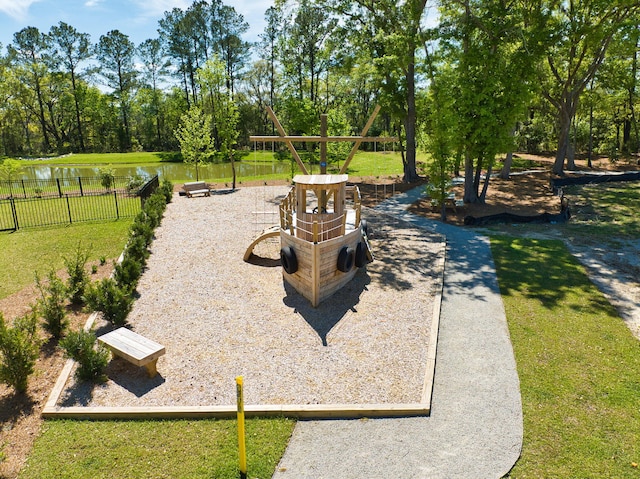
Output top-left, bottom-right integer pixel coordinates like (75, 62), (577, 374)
(18, 161), (292, 182)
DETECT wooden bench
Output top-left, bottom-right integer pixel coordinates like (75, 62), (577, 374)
(183, 181), (210, 198)
(98, 327), (166, 378)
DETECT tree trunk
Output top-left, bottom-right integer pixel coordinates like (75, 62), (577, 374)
(499, 151), (513, 179)
(479, 162), (492, 203)
(70, 70), (85, 152)
(231, 157), (237, 190)
(33, 78), (51, 152)
(403, 60), (419, 183)
(463, 152), (478, 203)
(553, 102), (574, 175)
(499, 125), (517, 179)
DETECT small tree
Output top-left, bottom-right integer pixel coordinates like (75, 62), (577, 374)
(83, 278), (133, 326)
(197, 57), (241, 188)
(0, 159), (24, 198)
(174, 106), (215, 181)
(35, 270), (69, 339)
(63, 242), (91, 305)
(59, 329), (109, 382)
(99, 166), (116, 191)
(0, 311), (40, 393)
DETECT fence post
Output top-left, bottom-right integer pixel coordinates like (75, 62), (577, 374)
(78, 177), (84, 196)
(65, 194), (72, 224)
(21, 179), (27, 199)
(114, 191), (120, 219)
(10, 197), (19, 230)
(57, 178), (63, 198)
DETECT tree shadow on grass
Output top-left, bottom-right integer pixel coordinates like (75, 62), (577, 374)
(491, 236), (619, 316)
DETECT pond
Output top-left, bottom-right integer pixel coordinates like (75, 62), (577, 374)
(17, 161), (293, 182)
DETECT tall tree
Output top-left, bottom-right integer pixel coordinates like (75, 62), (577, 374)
(138, 38), (170, 149)
(598, 24), (640, 158)
(536, 0), (640, 174)
(260, 6), (283, 116)
(216, 4), (250, 94)
(48, 22), (91, 152)
(198, 57), (240, 187)
(159, 8), (199, 107)
(327, 0), (428, 182)
(95, 30), (137, 151)
(280, 0), (336, 106)
(8, 27), (52, 152)
(438, 0), (534, 203)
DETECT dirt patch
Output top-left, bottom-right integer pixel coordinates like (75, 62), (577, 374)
(408, 170), (560, 225)
(0, 262), (114, 479)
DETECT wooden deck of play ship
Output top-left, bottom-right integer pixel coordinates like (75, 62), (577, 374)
(246, 106), (394, 307)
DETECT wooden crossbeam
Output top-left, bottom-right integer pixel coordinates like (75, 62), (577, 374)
(249, 136), (397, 142)
(249, 105), (396, 177)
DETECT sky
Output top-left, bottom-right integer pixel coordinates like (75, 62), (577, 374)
(0, 0), (271, 52)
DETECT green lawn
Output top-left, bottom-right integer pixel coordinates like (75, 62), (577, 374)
(564, 182), (640, 239)
(16, 152), (179, 165)
(18, 418), (294, 479)
(0, 221), (132, 299)
(492, 237), (640, 478)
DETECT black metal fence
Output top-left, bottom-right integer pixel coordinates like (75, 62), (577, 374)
(0, 175), (159, 231)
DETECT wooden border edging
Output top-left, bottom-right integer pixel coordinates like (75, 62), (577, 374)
(42, 226), (445, 421)
(421, 242), (445, 405)
(42, 403), (431, 420)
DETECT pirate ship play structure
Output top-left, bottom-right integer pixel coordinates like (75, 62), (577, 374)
(245, 106), (394, 307)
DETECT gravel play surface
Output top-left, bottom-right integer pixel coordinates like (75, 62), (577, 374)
(58, 187), (445, 408)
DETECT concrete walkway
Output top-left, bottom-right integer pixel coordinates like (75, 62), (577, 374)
(272, 187), (523, 479)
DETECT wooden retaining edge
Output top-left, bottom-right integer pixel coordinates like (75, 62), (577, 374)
(42, 403), (431, 420)
(42, 240), (445, 421)
(421, 241), (446, 406)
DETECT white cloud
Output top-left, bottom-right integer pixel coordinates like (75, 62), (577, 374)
(84, 0), (104, 7)
(131, 0), (190, 18)
(0, 0), (40, 20)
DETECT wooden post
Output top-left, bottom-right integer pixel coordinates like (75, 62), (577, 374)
(236, 376), (247, 479)
(320, 114), (328, 210)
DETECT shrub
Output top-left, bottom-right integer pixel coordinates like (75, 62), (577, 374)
(0, 311), (40, 393)
(160, 180), (173, 203)
(113, 257), (142, 291)
(99, 166), (115, 191)
(126, 174), (145, 193)
(79, 179), (171, 329)
(130, 212), (154, 246)
(59, 329), (109, 382)
(83, 278), (133, 326)
(63, 243), (90, 305)
(35, 270), (69, 339)
(124, 235), (150, 266)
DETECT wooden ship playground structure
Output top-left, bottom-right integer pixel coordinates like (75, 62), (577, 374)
(245, 106), (395, 307)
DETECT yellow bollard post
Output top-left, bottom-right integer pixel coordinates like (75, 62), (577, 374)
(236, 376), (247, 479)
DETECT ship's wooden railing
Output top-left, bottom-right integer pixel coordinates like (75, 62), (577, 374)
(279, 185), (361, 243)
